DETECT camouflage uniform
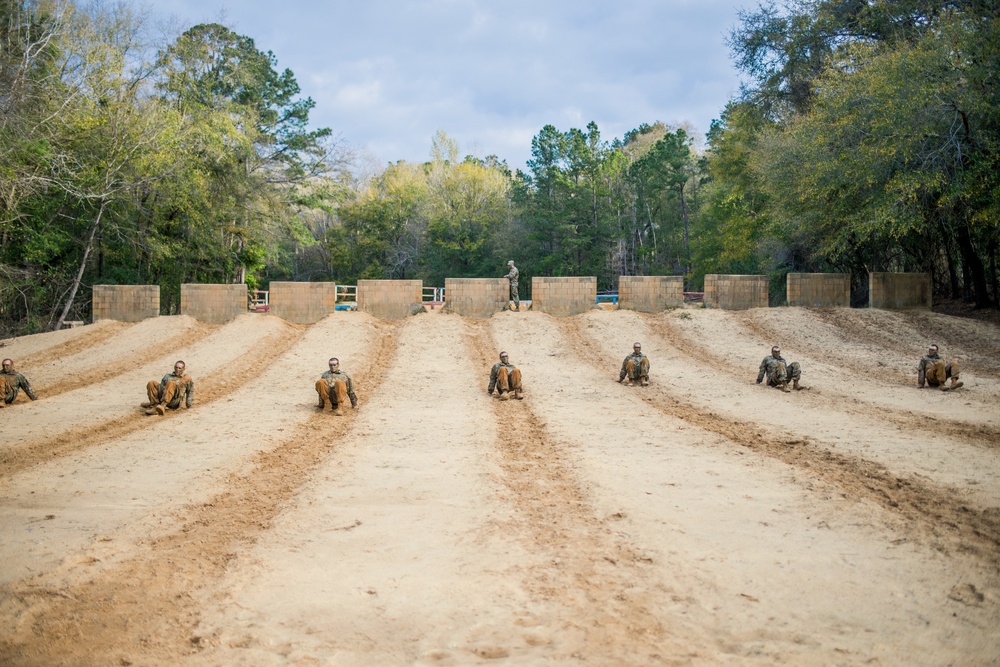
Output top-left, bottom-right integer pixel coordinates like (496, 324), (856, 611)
(489, 361), (522, 397)
(145, 372), (194, 411)
(918, 351), (961, 390)
(0, 370), (37, 405)
(756, 354), (801, 388)
(619, 352), (650, 384)
(505, 264), (519, 310)
(316, 369), (358, 410)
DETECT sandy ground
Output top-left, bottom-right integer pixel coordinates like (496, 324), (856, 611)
(0, 306), (997, 666)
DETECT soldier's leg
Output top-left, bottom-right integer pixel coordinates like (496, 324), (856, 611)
(624, 359), (636, 385)
(509, 368), (523, 399)
(161, 380), (181, 410)
(639, 357), (650, 385)
(513, 286), (519, 311)
(942, 361), (963, 391)
(315, 379), (329, 408)
(332, 380), (348, 415)
(927, 360), (947, 387)
(774, 362), (790, 392)
(787, 362), (807, 390)
(497, 367), (510, 400)
(143, 380), (161, 408)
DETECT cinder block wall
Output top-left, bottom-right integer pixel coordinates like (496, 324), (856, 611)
(180, 284), (247, 324)
(704, 274), (769, 310)
(869, 272), (931, 309)
(531, 277), (597, 316)
(92, 285), (160, 322)
(787, 273), (850, 307)
(443, 278), (508, 318)
(618, 276), (684, 312)
(269, 282), (337, 324)
(357, 279), (423, 320)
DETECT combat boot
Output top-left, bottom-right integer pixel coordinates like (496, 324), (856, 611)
(499, 391), (510, 401)
(623, 377), (633, 387)
(780, 382), (791, 393)
(792, 379), (807, 390)
(334, 404), (344, 416)
(514, 388), (524, 400)
(154, 404), (166, 415)
(317, 397), (326, 410)
(941, 377), (963, 391)
(144, 407), (156, 416)
(640, 377), (649, 387)
(141, 401), (154, 408)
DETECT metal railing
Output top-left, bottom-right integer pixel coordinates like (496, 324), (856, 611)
(422, 286), (445, 303)
(335, 284), (357, 303)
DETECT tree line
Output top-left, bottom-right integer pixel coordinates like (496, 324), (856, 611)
(2, 0), (997, 336)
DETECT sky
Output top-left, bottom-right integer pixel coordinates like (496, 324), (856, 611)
(149, 0), (751, 172)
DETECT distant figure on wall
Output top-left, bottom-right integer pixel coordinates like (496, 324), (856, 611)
(488, 351), (523, 400)
(618, 343), (649, 386)
(143, 360), (194, 415)
(917, 343), (963, 391)
(504, 260), (519, 311)
(0, 358), (38, 407)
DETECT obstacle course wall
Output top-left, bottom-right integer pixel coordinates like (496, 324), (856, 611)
(180, 284), (247, 324)
(787, 273), (850, 308)
(444, 278), (508, 318)
(269, 282), (337, 324)
(704, 274), (769, 310)
(869, 272), (931, 309)
(531, 277), (596, 316)
(357, 280), (423, 320)
(92, 285), (160, 322)
(618, 276), (684, 312)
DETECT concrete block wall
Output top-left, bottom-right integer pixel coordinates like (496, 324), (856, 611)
(92, 285), (160, 322)
(180, 284), (247, 324)
(269, 282), (337, 324)
(787, 273), (851, 307)
(869, 272), (931, 309)
(357, 279), (423, 320)
(704, 274), (769, 310)
(444, 278), (508, 318)
(618, 276), (684, 312)
(531, 276), (597, 316)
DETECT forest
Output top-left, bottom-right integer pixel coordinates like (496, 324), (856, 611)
(1, 0), (998, 335)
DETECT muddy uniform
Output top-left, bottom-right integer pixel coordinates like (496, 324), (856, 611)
(505, 265), (519, 309)
(489, 361), (521, 396)
(918, 352), (960, 389)
(318, 369), (358, 408)
(146, 372), (194, 410)
(619, 352), (649, 383)
(756, 354), (801, 387)
(0, 370), (37, 405)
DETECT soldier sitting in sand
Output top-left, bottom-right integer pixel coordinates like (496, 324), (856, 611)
(1, 358), (38, 407)
(488, 351), (523, 400)
(918, 343), (963, 391)
(756, 345), (807, 392)
(316, 357), (358, 415)
(142, 360), (194, 415)
(618, 342), (649, 386)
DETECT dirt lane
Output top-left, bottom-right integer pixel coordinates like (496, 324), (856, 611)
(490, 311), (998, 666)
(0, 312), (391, 665)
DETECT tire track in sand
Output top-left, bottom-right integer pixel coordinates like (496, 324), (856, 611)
(0, 320), (400, 667)
(663, 311), (1000, 449)
(0, 322), (303, 478)
(562, 316), (1000, 569)
(466, 319), (689, 665)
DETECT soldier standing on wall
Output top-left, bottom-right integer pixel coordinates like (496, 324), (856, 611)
(505, 260), (519, 311)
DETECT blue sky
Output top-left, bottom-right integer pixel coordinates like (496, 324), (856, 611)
(150, 0), (750, 171)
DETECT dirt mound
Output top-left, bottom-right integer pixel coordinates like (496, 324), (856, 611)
(1, 308), (997, 666)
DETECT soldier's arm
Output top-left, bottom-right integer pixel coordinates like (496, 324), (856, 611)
(917, 359), (926, 387)
(346, 376), (358, 407)
(488, 365), (498, 394)
(756, 358), (767, 383)
(185, 379), (194, 408)
(619, 357), (628, 381)
(19, 374), (38, 400)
